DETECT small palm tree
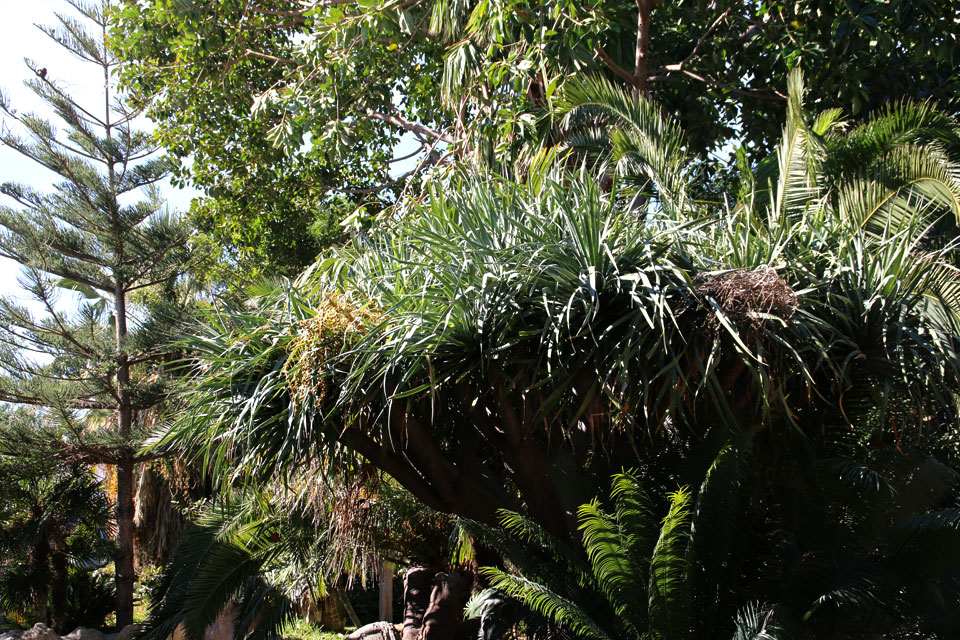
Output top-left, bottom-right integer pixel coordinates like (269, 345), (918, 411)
(138, 473), (459, 640)
(0, 463), (113, 632)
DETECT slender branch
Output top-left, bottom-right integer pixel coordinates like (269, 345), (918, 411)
(593, 45), (640, 88)
(365, 108), (456, 144)
(244, 49), (298, 64)
(649, 68), (787, 101)
(653, 8), (731, 74)
(246, 3), (314, 17)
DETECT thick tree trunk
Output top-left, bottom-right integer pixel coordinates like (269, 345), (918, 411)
(33, 590), (48, 627)
(401, 568), (434, 640)
(419, 572), (471, 640)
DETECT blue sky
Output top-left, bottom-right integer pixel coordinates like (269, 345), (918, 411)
(0, 1), (199, 310)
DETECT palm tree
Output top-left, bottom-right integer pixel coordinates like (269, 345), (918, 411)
(0, 463), (114, 632)
(149, 68), (960, 640)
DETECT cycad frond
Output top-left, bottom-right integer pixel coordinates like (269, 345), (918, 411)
(647, 487), (693, 640)
(482, 569), (613, 640)
(577, 499), (647, 634)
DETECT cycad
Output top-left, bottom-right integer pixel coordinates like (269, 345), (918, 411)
(471, 445), (776, 640)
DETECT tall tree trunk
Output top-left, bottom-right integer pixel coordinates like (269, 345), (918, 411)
(50, 551), (68, 633)
(115, 458), (135, 628)
(30, 537), (50, 625)
(114, 281), (135, 629)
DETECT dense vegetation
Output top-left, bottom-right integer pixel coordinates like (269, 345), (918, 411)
(1, 1), (960, 639)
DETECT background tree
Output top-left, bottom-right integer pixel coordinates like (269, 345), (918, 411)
(0, 0), (193, 626)
(0, 462), (114, 633)
(136, 448), (474, 640)
(108, 0), (960, 270)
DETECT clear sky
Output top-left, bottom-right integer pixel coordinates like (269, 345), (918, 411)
(0, 1), (199, 311)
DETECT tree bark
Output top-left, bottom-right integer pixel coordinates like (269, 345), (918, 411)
(401, 568), (434, 640)
(50, 551), (68, 632)
(114, 281), (135, 629)
(633, 0), (661, 97)
(115, 458), (135, 628)
(418, 572), (471, 640)
(30, 536), (50, 625)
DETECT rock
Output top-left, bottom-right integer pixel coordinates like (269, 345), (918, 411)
(103, 626), (137, 640)
(165, 604), (236, 640)
(419, 572), (471, 640)
(0, 630), (25, 640)
(64, 628), (105, 640)
(20, 624), (58, 640)
(347, 621), (399, 640)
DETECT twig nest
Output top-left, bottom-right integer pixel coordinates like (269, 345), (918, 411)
(693, 266), (797, 332)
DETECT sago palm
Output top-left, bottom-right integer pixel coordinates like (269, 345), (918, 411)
(464, 444), (783, 640)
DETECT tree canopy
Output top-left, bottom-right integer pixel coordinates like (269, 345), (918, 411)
(109, 0), (960, 274)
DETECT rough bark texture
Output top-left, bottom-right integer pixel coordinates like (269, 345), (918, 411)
(49, 552), (68, 632)
(114, 458), (135, 628)
(30, 540), (50, 626)
(418, 572), (471, 640)
(401, 568), (434, 640)
(633, 0), (661, 96)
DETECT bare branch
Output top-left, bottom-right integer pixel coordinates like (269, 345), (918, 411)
(365, 108), (456, 144)
(654, 8), (731, 74)
(649, 68), (787, 101)
(594, 45), (640, 88)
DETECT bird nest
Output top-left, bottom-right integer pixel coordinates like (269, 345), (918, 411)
(283, 293), (380, 410)
(693, 266), (797, 333)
